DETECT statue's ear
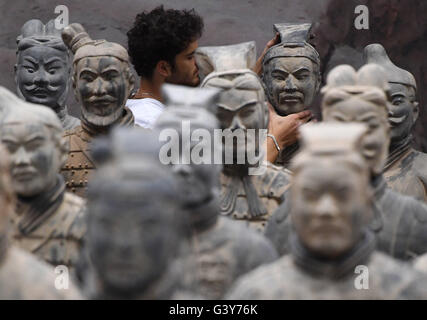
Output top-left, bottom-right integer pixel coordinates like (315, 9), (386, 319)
(14, 64), (18, 84)
(72, 72), (79, 102)
(413, 100), (419, 123)
(315, 71), (322, 93)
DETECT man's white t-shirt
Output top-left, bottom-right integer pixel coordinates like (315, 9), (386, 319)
(126, 98), (165, 129)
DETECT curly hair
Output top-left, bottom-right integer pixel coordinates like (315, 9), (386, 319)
(127, 5), (204, 79)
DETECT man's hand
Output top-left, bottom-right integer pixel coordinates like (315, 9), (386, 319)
(266, 103), (312, 163)
(253, 33), (280, 76)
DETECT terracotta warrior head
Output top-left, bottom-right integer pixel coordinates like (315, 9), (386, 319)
(263, 23), (321, 116)
(154, 84), (222, 214)
(290, 123), (372, 258)
(364, 43), (418, 147)
(87, 128), (183, 297)
(62, 23), (135, 127)
(197, 42), (269, 169)
(0, 88), (67, 197)
(321, 64), (391, 176)
(15, 19), (71, 111)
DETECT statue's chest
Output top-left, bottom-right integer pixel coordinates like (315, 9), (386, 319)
(384, 155), (427, 202)
(61, 137), (95, 198)
(10, 206), (81, 268)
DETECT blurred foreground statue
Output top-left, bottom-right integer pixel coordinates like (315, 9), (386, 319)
(197, 42), (291, 232)
(0, 144), (81, 299)
(0, 89), (86, 272)
(60, 23), (135, 197)
(82, 129), (192, 299)
(365, 44), (427, 202)
(262, 23), (321, 166)
(266, 64), (427, 261)
(227, 123), (427, 299)
(154, 85), (278, 299)
(15, 19), (79, 130)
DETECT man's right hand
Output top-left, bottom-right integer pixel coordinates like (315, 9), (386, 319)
(267, 103), (312, 163)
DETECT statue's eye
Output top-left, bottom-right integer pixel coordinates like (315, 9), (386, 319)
(24, 66), (35, 73)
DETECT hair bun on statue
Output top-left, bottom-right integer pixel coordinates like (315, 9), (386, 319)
(61, 23), (93, 54)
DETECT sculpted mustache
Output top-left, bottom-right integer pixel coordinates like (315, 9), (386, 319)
(24, 84), (59, 93)
(86, 95), (117, 103)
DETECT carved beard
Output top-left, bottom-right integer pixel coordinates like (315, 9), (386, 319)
(81, 104), (124, 127)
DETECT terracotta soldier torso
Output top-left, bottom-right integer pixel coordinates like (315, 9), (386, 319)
(226, 251), (427, 299)
(154, 92), (278, 299)
(0, 88), (87, 271)
(10, 191), (85, 270)
(0, 143), (81, 299)
(59, 23), (135, 197)
(365, 44), (427, 202)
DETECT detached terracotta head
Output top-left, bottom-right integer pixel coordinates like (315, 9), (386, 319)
(15, 19), (71, 110)
(321, 64), (391, 176)
(290, 123), (372, 259)
(364, 43), (418, 145)
(262, 23), (321, 116)
(0, 88), (67, 197)
(62, 23), (135, 127)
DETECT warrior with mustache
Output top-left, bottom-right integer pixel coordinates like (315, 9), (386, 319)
(60, 23), (135, 198)
(15, 19), (80, 131)
(365, 44), (427, 203)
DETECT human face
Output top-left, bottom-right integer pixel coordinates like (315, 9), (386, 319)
(264, 56), (319, 116)
(16, 46), (69, 109)
(88, 195), (176, 294)
(1, 123), (60, 197)
(291, 163), (369, 258)
(215, 91), (266, 165)
(75, 56), (130, 126)
(323, 98), (390, 175)
(166, 40), (200, 87)
(388, 83), (418, 144)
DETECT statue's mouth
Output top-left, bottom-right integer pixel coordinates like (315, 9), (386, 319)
(389, 114), (407, 126)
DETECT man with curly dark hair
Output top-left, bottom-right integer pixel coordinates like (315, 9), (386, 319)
(126, 6), (204, 128)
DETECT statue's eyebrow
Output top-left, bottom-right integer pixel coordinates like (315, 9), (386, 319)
(22, 56), (37, 65)
(79, 68), (97, 74)
(44, 57), (62, 65)
(391, 92), (407, 98)
(100, 66), (119, 73)
(293, 67), (311, 74)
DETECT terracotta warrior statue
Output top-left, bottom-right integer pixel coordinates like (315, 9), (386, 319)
(197, 41), (291, 233)
(60, 23), (135, 197)
(266, 64), (427, 261)
(0, 88), (86, 272)
(81, 128), (194, 299)
(262, 23), (321, 167)
(154, 85), (278, 299)
(226, 123), (427, 299)
(15, 19), (79, 130)
(0, 143), (81, 299)
(365, 43), (427, 202)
